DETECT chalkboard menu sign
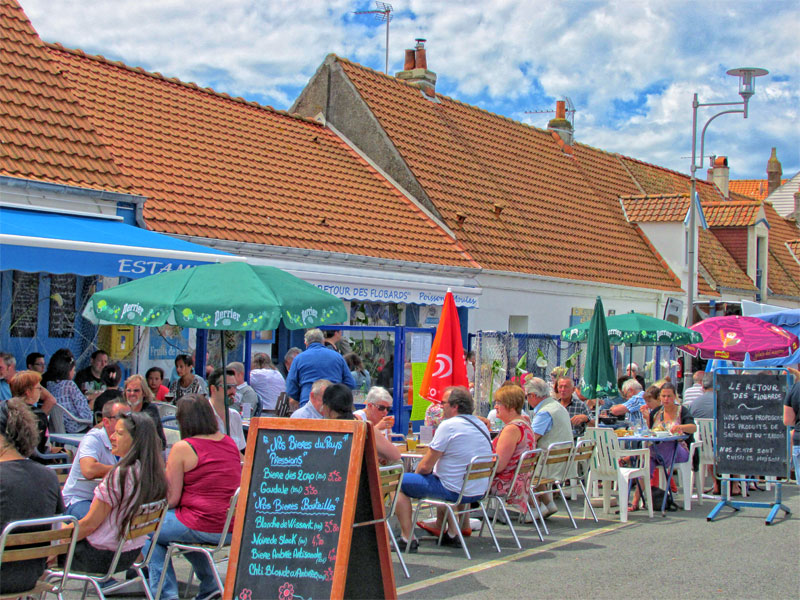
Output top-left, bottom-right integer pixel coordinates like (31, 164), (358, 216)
(11, 271), (39, 338)
(714, 372), (789, 478)
(225, 418), (395, 600)
(48, 274), (77, 338)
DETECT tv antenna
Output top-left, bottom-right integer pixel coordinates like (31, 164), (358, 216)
(525, 96), (576, 128)
(354, 2), (394, 75)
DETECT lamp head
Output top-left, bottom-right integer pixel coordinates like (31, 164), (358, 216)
(726, 67), (769, 103)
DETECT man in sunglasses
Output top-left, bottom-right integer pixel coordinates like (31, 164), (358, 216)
(353, 386), (394, 433)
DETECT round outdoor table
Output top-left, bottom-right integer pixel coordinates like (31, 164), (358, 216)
(619, 433), (689, 516)
(48, 432), (85, 449)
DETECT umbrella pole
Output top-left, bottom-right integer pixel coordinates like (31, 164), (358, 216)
(221, 331), (230, 435)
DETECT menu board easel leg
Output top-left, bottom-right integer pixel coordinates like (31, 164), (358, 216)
(707, 477), (791, 524)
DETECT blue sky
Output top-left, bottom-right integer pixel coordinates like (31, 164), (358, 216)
(21, 0), (799, 180)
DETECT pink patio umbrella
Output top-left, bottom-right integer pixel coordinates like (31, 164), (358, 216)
(679, 315), (799, 362)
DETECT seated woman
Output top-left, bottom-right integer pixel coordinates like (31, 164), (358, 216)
(44, 350), (94, 433)
(631, 383), (696, 511)
(489, 385), (535, 513)
(0, 399), (63, 595)
(9, 370), (50, 456)
(144, 394), (242, 600)
(67, 413), (168, 574)
(146, 366), (169, 402)
(321, 383), (401, 465)
(168, 354), (207, 403)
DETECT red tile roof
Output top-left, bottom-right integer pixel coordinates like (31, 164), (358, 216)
(620, 194), (689, 223)
(697, 227), (757, 292)
(334, 58), (683, 292)
(43, 45), (478, 268)
(762, 203), (800, 297)
(617, 156), (724, 204)
(786, 240), (800, 261)
(703, 200), (761, 227)
(0, 0), (130, 192)
(729, 179), (786, 200)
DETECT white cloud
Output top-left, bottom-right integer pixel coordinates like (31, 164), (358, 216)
(20, 0), (799, 178)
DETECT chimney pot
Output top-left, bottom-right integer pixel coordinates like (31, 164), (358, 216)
(767, 147), (783, 195)
(709, 156), (730, 199)
(547, 99), (573, 147)
(555, 100), (566, 120)
(414, 39), (428, 70)
(404, 49), (415, 71)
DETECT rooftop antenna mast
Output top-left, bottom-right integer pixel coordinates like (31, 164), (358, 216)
(525, 96), (576, 128)
(354, 2), (393, 74)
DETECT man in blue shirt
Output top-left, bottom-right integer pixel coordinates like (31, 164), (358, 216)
(285, 329), (355, 407)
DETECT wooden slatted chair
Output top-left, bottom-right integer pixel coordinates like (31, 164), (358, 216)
(47, 499), (168, 600)
(0, 514), (79, 600)
(155, 489), (240, 599)
(409, 454), (500, 560)
(557, 439), (598, 523)
(353, 463), (409, 578)
(274, 392), (291, 417)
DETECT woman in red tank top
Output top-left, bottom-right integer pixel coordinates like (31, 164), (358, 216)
(142, 393), (241, 600)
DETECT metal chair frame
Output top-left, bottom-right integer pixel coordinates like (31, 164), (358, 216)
(155, 489), (240, 599)
(528, 441), (576, 533)
(353, 463), (409, 578)
(486, 448), (545, 546)
(408, 454), (500, 560)
(0, 514), (79, 600)
(46, 499), (169, 600)
(556, 439), (599, 523)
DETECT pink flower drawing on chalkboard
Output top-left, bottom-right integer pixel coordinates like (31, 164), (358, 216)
(238, 589), (252, 600)
(278, 583), (294, 600)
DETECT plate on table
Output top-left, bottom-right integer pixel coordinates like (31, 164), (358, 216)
(654, 430), (671, 438)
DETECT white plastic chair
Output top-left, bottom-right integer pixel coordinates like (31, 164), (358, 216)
(584, 428), (653, 522)
(694, 418), (715, 505)
(48, 403), (93, 434)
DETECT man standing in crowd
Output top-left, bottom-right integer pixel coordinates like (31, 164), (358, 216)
(556, 377), (593, 438)
(688, 372), (714, 420)
(62, 400), (131, 518)
(682, 370), (706, 407)
(286, 329), (355, 408)
(323, 329), (352, 354)
(290, 379), (331, 419)
(278, 347), (302, 379)
(395, 386), (492, 551)
(226, 361), (261, 416)
(626, 362), (646, 389)
(208, 368), (246, 451)
(0, 353), (14, 401)
(526, 376), (573, 518)
(249, 353), (286, 415)
(74, 349), (108, 400)
(26, 352), (46, 373)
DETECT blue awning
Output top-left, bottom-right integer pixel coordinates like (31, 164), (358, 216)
(0, 206), (241, 279)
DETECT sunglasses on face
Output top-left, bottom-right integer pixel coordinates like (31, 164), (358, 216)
(372, 404), (391, 412)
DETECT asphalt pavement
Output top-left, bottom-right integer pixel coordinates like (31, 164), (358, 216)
(54, 483), (799, 599)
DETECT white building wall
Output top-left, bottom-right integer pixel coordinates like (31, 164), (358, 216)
(471, 271), (672, 335)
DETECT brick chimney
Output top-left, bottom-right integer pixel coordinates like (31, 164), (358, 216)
(706, 156), (730, 198)
(547, 100), (574, 146)
(395, 39), (437, 98)
(767, 147), (782, 195)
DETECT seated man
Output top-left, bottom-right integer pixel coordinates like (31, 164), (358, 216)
(395, 386), (492, 551)
(353, 386), (394, 434)
(208, 368), (246, 451)
(247, 354), (285, 415)
(226, 360), (262, 416)
(290, 379), (331, 419)
(608, 378), (646, 424)
(61, 400), (131, 518)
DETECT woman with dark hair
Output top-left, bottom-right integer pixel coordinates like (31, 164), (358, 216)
(65, 412), (168, 574)
(144, 394), (241, 600)
(93, 363), (124, 416)
(167, 355), (207, 402)
(146, 366), (169, 402)
(321, 384), (400, 464)
(0, 399), (64, 594)
(344, 352), (370, 393)
(9, 370), (50, 455)
(44, 348), (94, 433)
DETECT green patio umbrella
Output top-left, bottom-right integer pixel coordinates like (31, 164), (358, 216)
(561, 311), (702, 346)
(83, 262), (347, 330)
(579, 297), (618, 407)
(82, 262), (348, 432)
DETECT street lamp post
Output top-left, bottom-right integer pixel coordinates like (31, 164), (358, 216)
(685, 67), (768, 385)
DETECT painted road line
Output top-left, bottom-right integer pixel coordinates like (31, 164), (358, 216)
(397, 521), (630, 596)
